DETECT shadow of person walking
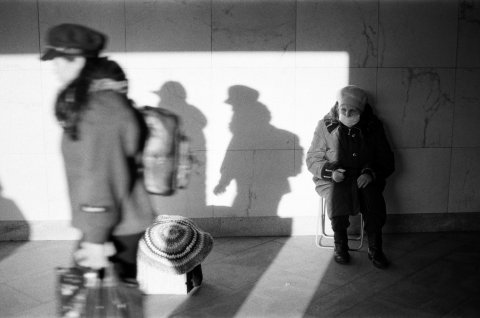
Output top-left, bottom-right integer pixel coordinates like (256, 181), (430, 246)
(213, 85), (303, 217)
(160, 85), (303, 317)
(149, 81), (209, 216)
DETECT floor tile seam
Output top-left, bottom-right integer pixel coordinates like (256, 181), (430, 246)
(354, 261), (470, 315)
(209, 238), (280, 259)
(4, 280), (47, 303)
(369, 290), (464, 317)
(319, 285), (381, 317)
(0, 266), (60, 286)
(311, 268), (381, 312)
(324, 260), (441, 315)
(228, 237), (282, 254)
(393, 240), (463, 271)
(437, 240), (479, 262)
(5, 300), (55, 318)
(0, 282), (45, 313)
(442, 294), (480, 317)
(334, 297), (445, 318)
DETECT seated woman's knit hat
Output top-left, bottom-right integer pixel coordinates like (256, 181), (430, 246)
(337, 85), (368, 113)
(138, 215), (214, 275)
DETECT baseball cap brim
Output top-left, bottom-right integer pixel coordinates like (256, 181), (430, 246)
(40, 48), (63, 61)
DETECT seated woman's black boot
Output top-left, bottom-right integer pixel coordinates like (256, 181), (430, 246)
(367, 232), (390, 269)
(333, 231), (350, 264)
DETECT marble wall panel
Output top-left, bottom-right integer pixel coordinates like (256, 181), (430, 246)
(0, 155), (49, 220)
(211, 66), (296, 151)
(448, 148), (480, 213)
(0, 0), (39, 54)
(125, 0), (211, 52)
(347, 68), (378, 103)
(150, 151), (214, 218)
(378, 0), (458, 67)
(453, 69), (480, 148)
(457, 0), (480, 67)
(296, 0), (378, 67)
(377, 68), (455, 149)
(119, 66), (212, 151)
(294, 66), (349, 149)
(212, 149), (298, 218)
(44, 154), (70, 220)
(213, 150), (254, 218)
(212, 0), (296, 51)
(38, 0), (126, 53)
(384, 148), (451, 214)
(1, 0), (479, 231)
(281, 148), (318, 217)
(249, 149), (297, 217)
(0, 69), (44, 156)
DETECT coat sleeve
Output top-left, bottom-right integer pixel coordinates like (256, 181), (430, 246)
(306, 121), (339, 181)
(77, 95), (138, 244)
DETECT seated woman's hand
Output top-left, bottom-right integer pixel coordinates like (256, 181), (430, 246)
(357, 173), (373, 188)
(332, 169), (346, 183)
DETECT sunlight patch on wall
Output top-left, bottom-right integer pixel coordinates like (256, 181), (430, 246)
(114, 51), (349, 214)
(0, 51), (348, 221)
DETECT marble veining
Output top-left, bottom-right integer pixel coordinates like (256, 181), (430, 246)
(212, 1), (295, 52)
(402, 68), (454, 147)
(360, 21), (377, 67)
(297, 0), (378, 67)
(457, 0), (480, 67)
(459, 0), (480, 25)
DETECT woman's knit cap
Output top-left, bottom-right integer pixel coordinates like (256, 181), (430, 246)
(41, 24), (107, 61)
(138, 215), (213, 275)
(337, 85), (367, 113)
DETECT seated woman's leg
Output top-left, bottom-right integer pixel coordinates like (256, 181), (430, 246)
(331, 215), (351, 264)
(360, 183), (390, 269)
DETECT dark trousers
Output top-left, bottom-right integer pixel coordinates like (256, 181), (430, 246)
(109, 232), (144, 280)
(75, 232), (144, 281)
(331, 182), (387, 235)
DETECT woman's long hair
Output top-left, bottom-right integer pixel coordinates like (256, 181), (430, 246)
(54, 57), (127, 140)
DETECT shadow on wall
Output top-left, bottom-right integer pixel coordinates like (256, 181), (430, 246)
(208, 85), (300, 317)
(148, 81), (209, 214)
(154, 81), (208, 211)
(150, 84), (300, 317)
(0, 180), (30, 260)
(213, 85), (303, 218)
(148, 82), (303, 225)
(144, 83), (301, 316)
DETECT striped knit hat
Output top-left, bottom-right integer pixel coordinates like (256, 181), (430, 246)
(138, 215), (213, 275)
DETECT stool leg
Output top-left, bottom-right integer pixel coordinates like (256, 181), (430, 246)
(347, 213), (364, 251)
(316, 199), (364, 251)
(316, 198), (334, 249)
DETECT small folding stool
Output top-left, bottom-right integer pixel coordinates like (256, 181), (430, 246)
(315, 197), (364, 250)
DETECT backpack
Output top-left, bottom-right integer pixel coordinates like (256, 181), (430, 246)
(139, 106), (193, 196)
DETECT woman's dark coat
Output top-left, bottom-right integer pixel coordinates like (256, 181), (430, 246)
(62, 79), (154, 243)
(306, 104), (395, 218)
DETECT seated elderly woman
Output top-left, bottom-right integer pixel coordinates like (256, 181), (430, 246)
(306, 85), (395, 269)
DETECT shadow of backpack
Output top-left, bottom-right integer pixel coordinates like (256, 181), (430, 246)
(140, 106), (193, 196)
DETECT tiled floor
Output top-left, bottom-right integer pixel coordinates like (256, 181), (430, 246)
(1, 232), (479, 317)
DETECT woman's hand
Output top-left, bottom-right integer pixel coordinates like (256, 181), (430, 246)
(213, 184), (226, 195)
(332, 169), (346, 183)
(74, 242), (115, 269)
(357, 173), (373, 188)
